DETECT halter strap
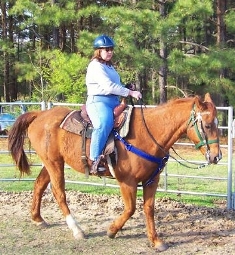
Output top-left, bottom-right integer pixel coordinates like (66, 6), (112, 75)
(187, 104), (219, 150)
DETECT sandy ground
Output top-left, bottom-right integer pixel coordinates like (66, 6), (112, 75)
(0, 190), (235, 255)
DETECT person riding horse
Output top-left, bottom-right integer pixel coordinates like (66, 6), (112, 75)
(85, 34), (142, 174)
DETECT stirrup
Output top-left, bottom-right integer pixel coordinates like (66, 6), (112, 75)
(90, 155), (106, 174)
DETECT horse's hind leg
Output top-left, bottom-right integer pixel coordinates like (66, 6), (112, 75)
(42, 161), (84, 239)
(31, 166), (50, 226)
(107, 181), (137, 238)
(143, 178), (168, 252)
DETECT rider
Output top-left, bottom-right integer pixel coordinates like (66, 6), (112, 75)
(85, 34), (142, 174)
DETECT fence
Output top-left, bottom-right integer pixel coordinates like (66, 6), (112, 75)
(0, 101), (234, 209)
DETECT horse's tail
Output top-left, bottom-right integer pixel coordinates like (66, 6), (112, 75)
(8, 111), (39, 176)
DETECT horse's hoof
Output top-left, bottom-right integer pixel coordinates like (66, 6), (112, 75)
(155, 242), (168, 252)
(107, 230), (116, 239)
(74, 231), (85, 240)
(31, 220), (48, 228)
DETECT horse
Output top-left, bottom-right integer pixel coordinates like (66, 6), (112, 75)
(8, 93), (221, 252)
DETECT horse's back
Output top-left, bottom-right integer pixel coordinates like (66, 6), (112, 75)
(35, 106), (71, 124)
(27, 107), (69, 135)
(27, 106), (74, 153)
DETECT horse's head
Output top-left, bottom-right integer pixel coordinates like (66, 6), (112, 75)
(186, 93), (222, 164)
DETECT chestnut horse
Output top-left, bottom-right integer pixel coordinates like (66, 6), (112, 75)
(8, 93), (221, 252)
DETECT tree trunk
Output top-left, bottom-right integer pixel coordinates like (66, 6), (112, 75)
(216, 0), (227, 133)
(8, 6), (18, 101)
(158, 0), (167, 103)
(1, 2), (10, 101)
(51, 0), (60, 48)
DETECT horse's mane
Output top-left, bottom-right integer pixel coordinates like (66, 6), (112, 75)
(155, 95), (197, 109)
(168, 95), (197, 104)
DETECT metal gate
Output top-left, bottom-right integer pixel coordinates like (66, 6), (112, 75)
(0, 102), (234, 209)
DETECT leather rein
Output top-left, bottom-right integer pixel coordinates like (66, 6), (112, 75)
(113, 101), (219, 186)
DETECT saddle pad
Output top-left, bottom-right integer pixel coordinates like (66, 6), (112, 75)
(119, 105), (133, 138)
(60, 110), (85, 134)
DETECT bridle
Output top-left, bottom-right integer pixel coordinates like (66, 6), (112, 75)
(187, 104), (219, 161)
(114, 99), (220, 186)
(139, 100), (219, 168)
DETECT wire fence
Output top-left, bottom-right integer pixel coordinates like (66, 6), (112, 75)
(0, 102), (234, 209)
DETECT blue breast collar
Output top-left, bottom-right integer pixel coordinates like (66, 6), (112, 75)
(113, 129), (169, 186)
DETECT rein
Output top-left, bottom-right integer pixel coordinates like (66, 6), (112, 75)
(113, 99), (219, 186)
(138, 100), (215, 170)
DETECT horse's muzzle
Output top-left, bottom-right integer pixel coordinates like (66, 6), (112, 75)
(206, 150), (222, 164)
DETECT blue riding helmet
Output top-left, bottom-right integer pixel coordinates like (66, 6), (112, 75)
(93, 35), (115, 49)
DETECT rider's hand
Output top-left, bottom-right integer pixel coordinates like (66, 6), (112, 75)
(126, 83), (136, 91)
(129, 90), (142, 100)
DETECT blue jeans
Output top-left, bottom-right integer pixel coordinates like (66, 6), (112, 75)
(86, 95), (119, 161)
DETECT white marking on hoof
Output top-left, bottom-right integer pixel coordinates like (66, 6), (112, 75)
(66, 214), (85, 239)
(74, 230), (85, 240)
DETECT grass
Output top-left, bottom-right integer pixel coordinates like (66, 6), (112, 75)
(63, 182), (222, 207)
(0, 163), (228, 208)
(0, 174), (222, 207)
(0, 137), (232, 208)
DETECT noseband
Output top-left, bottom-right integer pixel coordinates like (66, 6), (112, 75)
(187, 104), (219, 154)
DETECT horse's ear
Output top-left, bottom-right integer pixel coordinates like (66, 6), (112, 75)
(204, 93), (212, 103)
(195, 93), (213, 111)
(195, 95), (206, 111)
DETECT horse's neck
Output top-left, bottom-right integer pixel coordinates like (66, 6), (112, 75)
(133, 103), (192, 152)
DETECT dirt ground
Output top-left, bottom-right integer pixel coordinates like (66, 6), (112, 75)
(0, 190), (235, 255)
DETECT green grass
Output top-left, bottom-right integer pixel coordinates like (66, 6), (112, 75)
(0, 176), (222, 207)
(0, 163), (228, 208)
(0, 180), (35, 191)
(0, 140), (231, 208)
(63, 182), (222, 207)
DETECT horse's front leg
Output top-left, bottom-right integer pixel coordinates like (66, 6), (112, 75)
(143, 176), (168, 252)
(107, 181), (137, 238)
